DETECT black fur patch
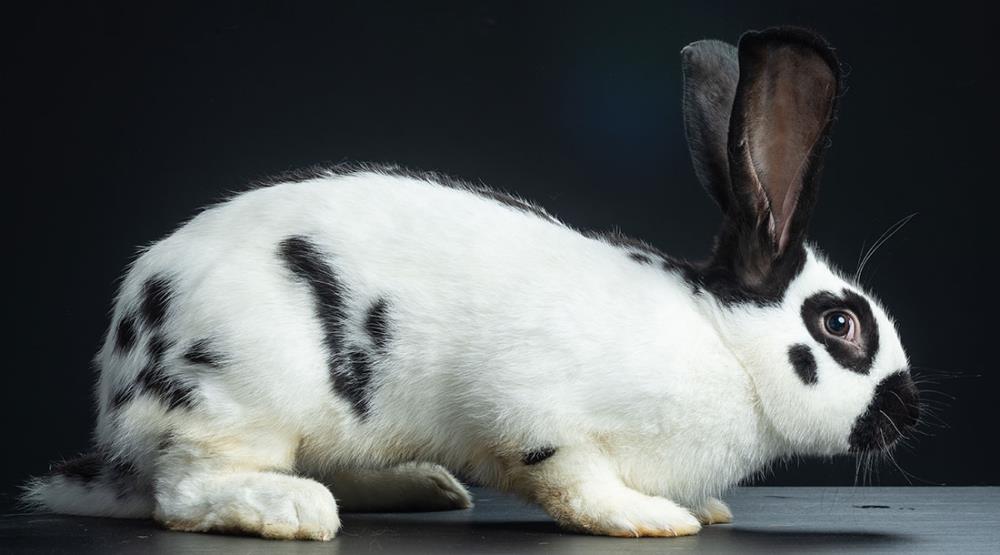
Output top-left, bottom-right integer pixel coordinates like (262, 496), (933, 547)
(147, 334), (171, 364)
(848, 371), (920, 452)
(111, 334), (196, 411)
(109, 386), (135, 410)
(183, 339), (224, 367)
(279, 236), (377, 416)
(139, 276), (173, 329)
(52, 453), (103, 483)
(342, 350), (374, 415)
(365, 298), (392, 350)
(279, 236), (347, 366)
(113, 312), (138, 354)
(801, 289), (879, 375)
(136, 361), (195, 411)
(788, 344), (818, 385)
(522, 447), (557, 465)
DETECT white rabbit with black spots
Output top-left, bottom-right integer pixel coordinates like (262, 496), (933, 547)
(25, 26), (919, 539)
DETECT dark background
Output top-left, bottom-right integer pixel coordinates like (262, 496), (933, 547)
(5, 1), (997, 502)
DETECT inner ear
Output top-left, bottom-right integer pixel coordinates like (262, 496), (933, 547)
(728, 28), (841, 257)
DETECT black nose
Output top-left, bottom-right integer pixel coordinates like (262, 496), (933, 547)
(848, 371), (920, 452)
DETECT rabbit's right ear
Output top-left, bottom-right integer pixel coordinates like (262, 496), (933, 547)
(681, 39), (740, 211)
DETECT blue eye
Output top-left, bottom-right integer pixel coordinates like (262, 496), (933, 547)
(824, 311), (851, 336)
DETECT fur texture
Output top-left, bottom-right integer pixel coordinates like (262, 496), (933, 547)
(24, 26), (918, 540)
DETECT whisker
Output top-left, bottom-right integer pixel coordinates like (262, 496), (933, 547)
(855, 212), (919, 282)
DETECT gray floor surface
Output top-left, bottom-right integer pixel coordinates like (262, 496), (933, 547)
(1, 487), (997, 554)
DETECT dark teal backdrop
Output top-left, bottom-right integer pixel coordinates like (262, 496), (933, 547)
(5, 1), (996, 503)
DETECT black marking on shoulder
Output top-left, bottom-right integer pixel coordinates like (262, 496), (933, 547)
(183, 339), (224, 367)
(522, 447), (557, 465)
(140, 276), (173, 329)
(278, 236), (347, 381)
(365, 298), (392, 350)
(52, 453), (103, 483)
(788, 344), (818, 385)
(801, 289), (879, 374)
(113, 312), (138, 354)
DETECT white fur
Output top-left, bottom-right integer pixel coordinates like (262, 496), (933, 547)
(25, 170), (908, 539)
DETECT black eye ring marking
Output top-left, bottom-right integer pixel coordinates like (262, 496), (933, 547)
(801, 289), (879, 375)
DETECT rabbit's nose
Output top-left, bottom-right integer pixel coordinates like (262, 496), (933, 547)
(848, 371), (920, 453)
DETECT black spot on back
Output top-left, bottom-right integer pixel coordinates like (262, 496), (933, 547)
(522, 447), (557, 465)
(183, 339), (224, 367)
(801, 289), (880, 374)
(788, 344), (818, 385)
(113, 312), (138, 354)
(365, 298), (392, 350)
(140, 276), (173, 329)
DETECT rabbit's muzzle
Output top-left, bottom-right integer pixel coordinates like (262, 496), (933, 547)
(848, 371), (920, 453)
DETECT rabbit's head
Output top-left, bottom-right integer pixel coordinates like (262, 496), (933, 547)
(682, 27), (918, 455)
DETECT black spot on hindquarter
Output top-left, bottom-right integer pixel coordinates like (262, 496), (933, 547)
(136, 361), (195, 410)
(801, 289), (880, 374)
(139, 276), (173, 329)
(365, 298), (392, 350)
(522, 447), (557, 465)
(113, 312), (138, 353)
(111, 334), (195, 411)
(788, 344), (818, 385)
(183, 339), (224, 367)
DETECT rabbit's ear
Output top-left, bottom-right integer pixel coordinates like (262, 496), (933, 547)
(681, 39), (739, 211)
(722, 27), (841, 283)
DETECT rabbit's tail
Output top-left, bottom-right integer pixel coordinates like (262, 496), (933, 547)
(21, 452), (153, 518)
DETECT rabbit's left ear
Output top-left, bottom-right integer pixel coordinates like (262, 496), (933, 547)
(727, 27), (842, 264)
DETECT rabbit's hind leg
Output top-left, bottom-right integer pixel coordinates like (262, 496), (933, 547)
(316, 462), (473, 513)
(153, 426), (340, 541)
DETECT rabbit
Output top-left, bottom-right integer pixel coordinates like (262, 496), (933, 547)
(23, 26), (920, 540)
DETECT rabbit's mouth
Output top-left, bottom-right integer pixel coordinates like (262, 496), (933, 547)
(847, 371), (920, 453)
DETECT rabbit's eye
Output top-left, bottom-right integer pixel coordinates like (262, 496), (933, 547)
(823, 310), (857, 340)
